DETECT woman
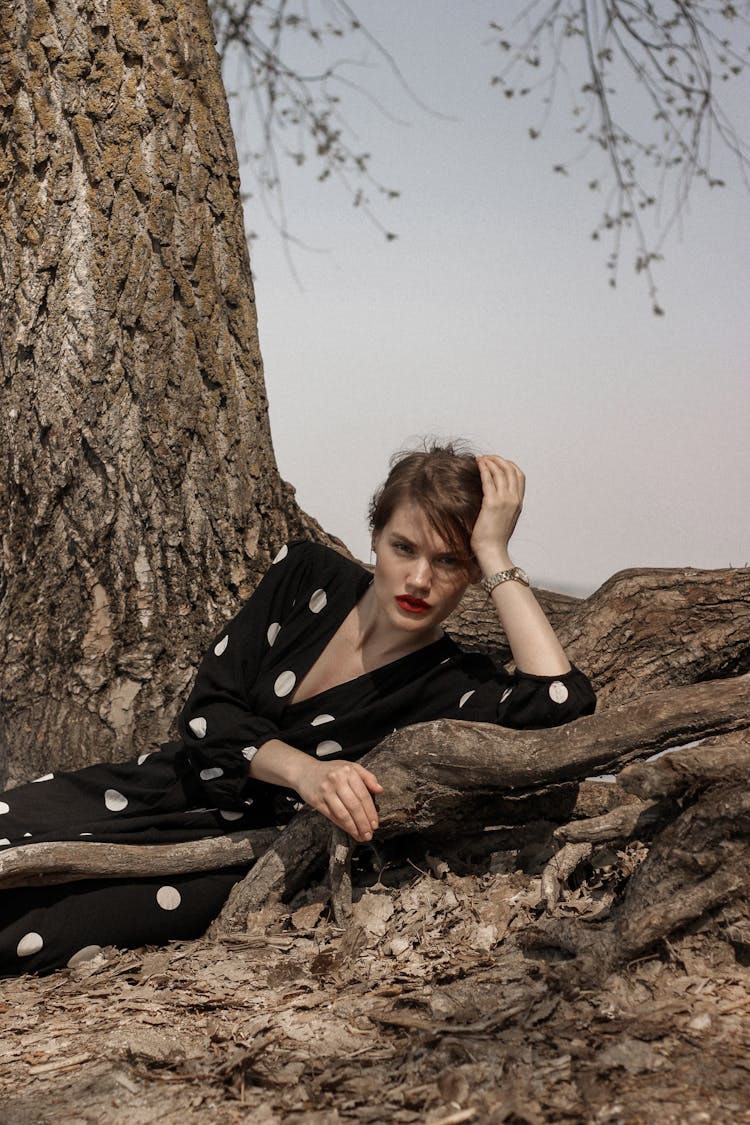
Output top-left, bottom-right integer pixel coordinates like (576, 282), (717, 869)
(0, 446), (595, 974)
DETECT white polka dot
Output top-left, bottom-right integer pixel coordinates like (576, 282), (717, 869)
(23, 832), (32, 838)
(0, 802), (9, 815)
(220, 809), (244, 821)
(199, 767), (224, 781)
(137, 752), (154, 765)
(311, 713), (335, 726)
(17, 932), (43, 957)
(241, 746), (259, 762)
(459, 690), (475, 709)
(500, 687), (513, 703)
(0, 838), (10, 846)
(316, 740), (343, 758)
(274, 670), (296, 697)
(67, 945), (103, 968)
(549, 681), (569, 704)
(31, 773), (54, 783)
(292, 800), (305, 812)
(214, 635), (229, 656)
(267, 622), (281, 646)
(156, 886), (181, 911)
(243, 798), (254, 807)
(79, 832), (93, 837)
(188, 716), (207, 739)
(272, 544), (288, 564)
(104, 789), (128, 812)
(309, 589), (327, 613)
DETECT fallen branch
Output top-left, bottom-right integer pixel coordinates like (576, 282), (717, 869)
(214, 672), (748, 932)
(0, 829), (279, 889)
(526, 783), (750, 980)
(618, 729), (750, 800)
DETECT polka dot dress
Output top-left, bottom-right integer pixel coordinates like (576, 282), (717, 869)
(0, 540), (596, 975)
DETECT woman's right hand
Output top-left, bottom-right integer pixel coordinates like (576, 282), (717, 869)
(294, 758), (383, 842)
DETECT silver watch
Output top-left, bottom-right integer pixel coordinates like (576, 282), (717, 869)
(481, 566), (530, 595)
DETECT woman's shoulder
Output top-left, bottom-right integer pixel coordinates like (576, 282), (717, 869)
(283, 539), (366, 575)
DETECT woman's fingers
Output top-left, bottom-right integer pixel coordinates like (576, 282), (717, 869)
(317, 762), (381, 841)
(477, 455), (525, 501)
(472, 455), (526, 562)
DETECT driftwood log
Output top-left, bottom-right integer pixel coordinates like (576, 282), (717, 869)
(0, 828), (280, 889)
(213, 671), (749, 933)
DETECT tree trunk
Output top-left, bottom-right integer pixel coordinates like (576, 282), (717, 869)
(0, 0), (327, 786)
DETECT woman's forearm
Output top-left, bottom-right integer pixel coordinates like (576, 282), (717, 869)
(471, 456), (572, 677)
(247, 738), (312, 790)
(478, 550), (571, 676)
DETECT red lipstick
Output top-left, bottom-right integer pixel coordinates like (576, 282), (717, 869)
(396, 595), (430, 615)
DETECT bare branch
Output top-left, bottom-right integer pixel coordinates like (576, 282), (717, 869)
(489, 1), (750, 311)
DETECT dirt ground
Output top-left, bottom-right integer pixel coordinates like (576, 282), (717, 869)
(2, 838), (749, 1125)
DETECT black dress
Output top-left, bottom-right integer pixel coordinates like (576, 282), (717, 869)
(0, 541), (596, 974)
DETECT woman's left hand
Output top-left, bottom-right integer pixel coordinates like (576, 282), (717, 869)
(471, 455), (525, 571)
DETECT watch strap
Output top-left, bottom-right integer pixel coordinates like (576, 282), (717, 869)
(481, 567), (530, 594)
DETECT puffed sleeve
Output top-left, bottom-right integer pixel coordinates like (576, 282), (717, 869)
(178, 541), (309, 809)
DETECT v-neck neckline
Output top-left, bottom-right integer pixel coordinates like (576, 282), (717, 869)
(287, 632), (456, 709)
(286, 564), (457, 708)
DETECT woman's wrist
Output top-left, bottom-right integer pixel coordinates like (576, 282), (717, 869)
(249, 739), (308, 791)
(474, 547), (514, 578)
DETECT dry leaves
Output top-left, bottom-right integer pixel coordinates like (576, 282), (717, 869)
(2, 845), (750, 1123)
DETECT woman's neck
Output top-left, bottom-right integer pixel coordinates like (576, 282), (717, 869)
(354, 585), (443, 660)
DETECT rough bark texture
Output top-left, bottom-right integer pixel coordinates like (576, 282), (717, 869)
(0, 0), (334, 787)
(446, 566), (750, 705)
(0, 826), (279, 889)
(213, 673), (749, 933)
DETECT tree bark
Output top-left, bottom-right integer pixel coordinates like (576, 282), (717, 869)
(0, 827), (279, 889)
(214, 672), (749, 932)
(0, 0), (331, 786)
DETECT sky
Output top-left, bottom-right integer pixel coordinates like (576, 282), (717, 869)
(225, 1), (749, 595)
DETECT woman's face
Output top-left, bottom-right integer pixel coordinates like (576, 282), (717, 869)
(371, 501), (472, 640)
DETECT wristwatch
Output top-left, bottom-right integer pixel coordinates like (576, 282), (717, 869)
(481, 566), (530, 595)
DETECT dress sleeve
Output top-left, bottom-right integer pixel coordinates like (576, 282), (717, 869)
(493, 664), (596, 728)
(450, 656), (596, 729)
(178, 542), (308, 809)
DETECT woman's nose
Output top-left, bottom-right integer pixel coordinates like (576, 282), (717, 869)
(408, 557), (432, 592)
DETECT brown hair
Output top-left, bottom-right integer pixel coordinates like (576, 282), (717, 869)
(368, 441), (483, 562)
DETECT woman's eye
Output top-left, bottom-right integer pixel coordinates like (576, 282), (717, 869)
(393, 542), (412, 554)
(437, 556), (459, 568)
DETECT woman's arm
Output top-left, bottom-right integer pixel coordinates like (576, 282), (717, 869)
(471, 455), (571, 677)
(248, 739), (382, 843)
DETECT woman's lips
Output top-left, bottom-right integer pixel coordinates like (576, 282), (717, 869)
(395, 595), (430, 615)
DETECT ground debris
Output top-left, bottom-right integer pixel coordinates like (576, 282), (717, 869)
(2, 848), (750, 1123)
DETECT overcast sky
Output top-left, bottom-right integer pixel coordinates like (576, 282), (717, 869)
(226, 1), (749, 594)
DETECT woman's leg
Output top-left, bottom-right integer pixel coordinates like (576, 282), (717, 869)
(0, 745), (274, 975)
(0, 866), (246, 975)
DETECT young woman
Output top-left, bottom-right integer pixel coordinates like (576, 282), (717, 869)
(0, 446), (595, 974)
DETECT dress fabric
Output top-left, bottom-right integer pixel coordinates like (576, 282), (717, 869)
(0, 540), (596, 974)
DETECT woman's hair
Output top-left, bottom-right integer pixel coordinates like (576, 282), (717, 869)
(368, 441), (483, 561)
